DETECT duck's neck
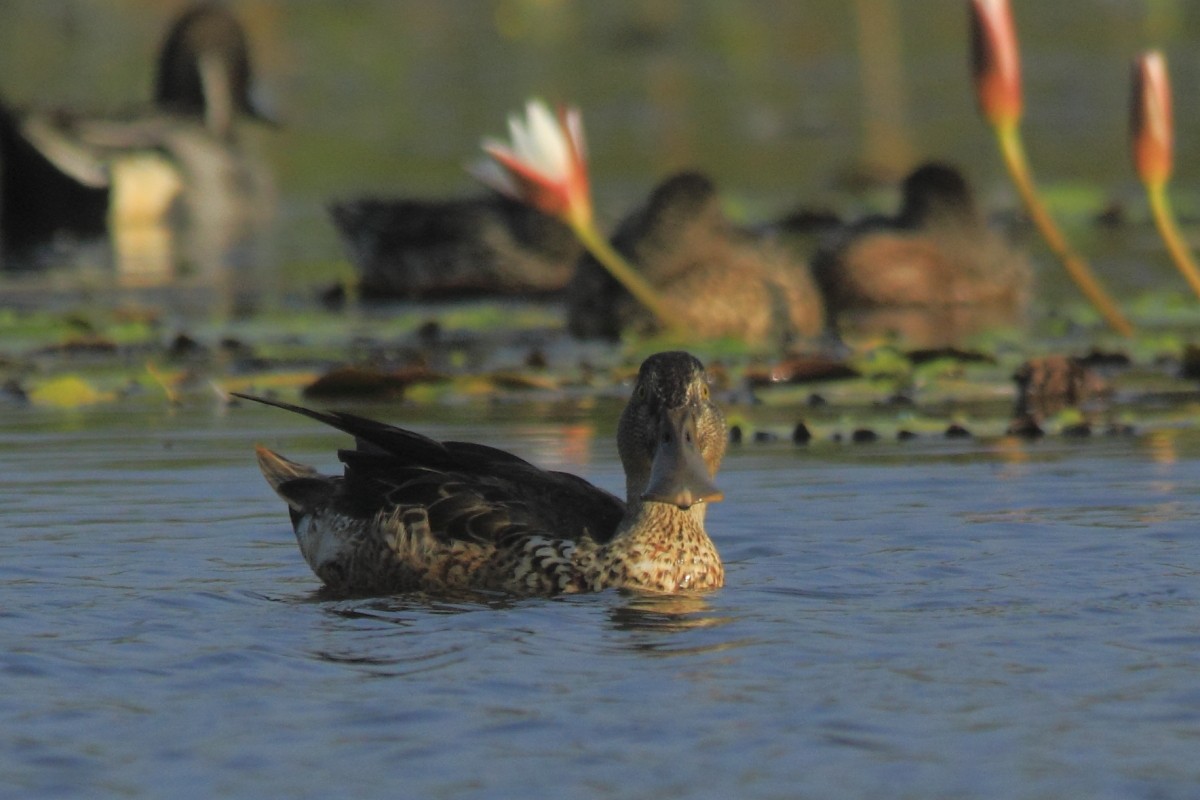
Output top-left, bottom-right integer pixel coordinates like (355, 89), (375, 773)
(623, 495), (709, 527)
(600, 500), (723, 592)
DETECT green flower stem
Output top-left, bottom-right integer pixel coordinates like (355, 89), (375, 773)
(995, 123), (1134, 337)
(570, 220), (687, 334)
(1145, 181), (1200, 300)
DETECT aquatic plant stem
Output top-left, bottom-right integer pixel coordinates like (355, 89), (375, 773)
(570, 220), (686, 335)
(994, 123), (1134, 336)
(1144, 181), (1200, 300)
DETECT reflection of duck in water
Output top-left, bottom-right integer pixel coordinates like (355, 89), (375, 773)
(0, 2), (273, 269)
(329, 193), (581, 299)
(568, 171), (825, 344)
(811, 162), (1031, 345)
(240, 351), (727, 596)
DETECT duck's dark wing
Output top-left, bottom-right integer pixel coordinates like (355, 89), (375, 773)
(236, 394), (626, 545)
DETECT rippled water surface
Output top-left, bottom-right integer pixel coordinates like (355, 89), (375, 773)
(4, 403), (1200, 799)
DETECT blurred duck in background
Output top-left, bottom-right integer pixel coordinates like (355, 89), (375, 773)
(0, 2), (273, 278)
(329, 193), (582, 300)
(811, 162), (1031, 346)
(567, 171), (825, 345)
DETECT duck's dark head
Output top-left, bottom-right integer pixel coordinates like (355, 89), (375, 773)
(897, 162), (977, 228)
(618, 351), (727, 510)
(633, 171), (723, 255)
(153, 3), (264, 137)
(642, 171), (718, 221)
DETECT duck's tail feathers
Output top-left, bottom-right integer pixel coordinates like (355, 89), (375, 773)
(253, 444), (337, 513)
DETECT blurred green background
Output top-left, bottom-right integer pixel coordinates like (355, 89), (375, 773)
(2, 0), (1199, 291)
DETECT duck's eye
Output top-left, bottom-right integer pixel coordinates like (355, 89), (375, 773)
(699, 383), (710, 401)
(635, 384), (646, 401)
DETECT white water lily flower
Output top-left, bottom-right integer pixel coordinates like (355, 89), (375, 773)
(472, 99), (592, 229)
(470, 99), (684, 332)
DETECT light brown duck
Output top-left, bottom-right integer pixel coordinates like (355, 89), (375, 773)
(812, 162), (1031, 345)
(568, 171), (825, 345)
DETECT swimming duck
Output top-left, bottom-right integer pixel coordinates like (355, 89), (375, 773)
(0, 2), (272, 264)
(811, 162), (1031, 345)
(567, 171), (825, 344)
(329, 193), (582, 299)
(239, 351), (728, 595)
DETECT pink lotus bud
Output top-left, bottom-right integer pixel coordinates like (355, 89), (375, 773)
(969, 0), (1023, 128)
(1131, 51), (1173, 187)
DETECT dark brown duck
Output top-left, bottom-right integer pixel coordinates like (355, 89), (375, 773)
(329, 194), (581, 300)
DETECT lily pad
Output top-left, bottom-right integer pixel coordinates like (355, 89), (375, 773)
(28, 375), (117, 408)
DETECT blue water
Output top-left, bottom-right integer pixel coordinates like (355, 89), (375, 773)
(4, 2), (1200, 795)
(3, 403), (1199, 799)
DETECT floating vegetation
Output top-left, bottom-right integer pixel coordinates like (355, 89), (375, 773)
(27, 375), (117, 409)
(2, 295), (1200, 442)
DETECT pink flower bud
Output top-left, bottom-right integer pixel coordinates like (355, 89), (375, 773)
(969, 0), (1023, 128)
(1131, 51), (1173, 186)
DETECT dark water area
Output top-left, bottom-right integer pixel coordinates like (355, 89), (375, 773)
(4, 403), (1200, 798)
(4, 2), (1200, 798)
